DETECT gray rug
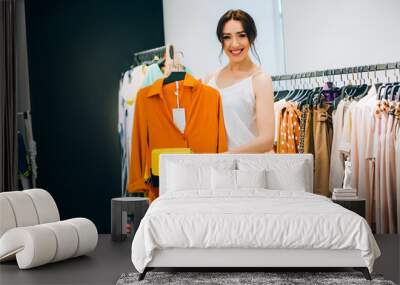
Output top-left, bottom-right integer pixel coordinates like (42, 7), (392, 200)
(116, 271), (396, 285)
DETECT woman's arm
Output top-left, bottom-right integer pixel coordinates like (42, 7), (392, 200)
(228, 73), (275, 153)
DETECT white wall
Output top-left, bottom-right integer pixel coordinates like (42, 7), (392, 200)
(282, 0), (400, 74)
(163, 0), (285, 78)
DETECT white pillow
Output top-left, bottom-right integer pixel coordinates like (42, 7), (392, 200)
(236, 169), (267, 189)
(238, 158), (307, 191)
(211, 168), (236, 190)
(167, 162), (211, 191)
(165, 159), (236, 192)
(211, 168), (268, 190)
(265, 165), (306, 191)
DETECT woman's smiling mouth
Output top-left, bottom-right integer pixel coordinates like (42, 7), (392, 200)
(230, 49), (243, 56)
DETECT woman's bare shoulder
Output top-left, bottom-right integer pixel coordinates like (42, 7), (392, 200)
(252, 70), (273, 100)
(253, 70), (272, 88)
(252, 69), (271, 80)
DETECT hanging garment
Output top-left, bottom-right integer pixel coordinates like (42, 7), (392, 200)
(118, 102), (128, 196)
(119, 124), (128, 197)
(371, 99), (396, 233)
(329, 99), (348, 192)
(123, 65), (148, 104)
(313, 103), (333, 197)
(274, 99), (288, 150)
(332, 99), (357, 192)
(275, 102), (286, 153)
(298, 105), (307, 153)
(350, 86), (377, 225)
(21, 112), (37, 188)
(278, 102), (302, 153)
(338, 100), (357, 154)
(208, 73), (258, 149)
(384, 102), (397, 233)
(141, 63), (164, 88)
(367, 100), (382, 232)
(395, 104), (400, 232)
(299, 108), (306, 153)
(119, 65), (147, 157)
(17, 131), (31, 189)
(273, 76), (399, 232)
(118, 65), (147, 195)
(302, 104), (314, 154)
(128, 73), (228, 199)
(350, 101), (361, 191)
(378, 100), (390, 233)
(119, 62), (196, 196)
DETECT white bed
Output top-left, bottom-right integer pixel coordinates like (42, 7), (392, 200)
(131, 154), (380, 280)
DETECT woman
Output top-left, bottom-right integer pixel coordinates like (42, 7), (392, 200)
(204, 9), (275, 153)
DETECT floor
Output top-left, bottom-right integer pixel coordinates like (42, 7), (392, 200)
(0, 234), (399, 285)
(0, 235), (134, 285)
(374, 234), (400, 284)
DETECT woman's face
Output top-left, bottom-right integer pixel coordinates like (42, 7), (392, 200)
(222, 20), (250, 64)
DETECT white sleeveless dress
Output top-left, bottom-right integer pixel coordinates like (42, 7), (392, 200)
(208, 72), (258, 149)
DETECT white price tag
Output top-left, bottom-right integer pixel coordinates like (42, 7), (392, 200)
(172, 108), (186, 133)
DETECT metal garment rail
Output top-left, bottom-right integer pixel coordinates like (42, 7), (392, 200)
(271, 61), (400, 81)
(133, 45), (166, 65)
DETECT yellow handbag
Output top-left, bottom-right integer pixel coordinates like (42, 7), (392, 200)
(150, 148), (192, 186)
(151, 148), (192, 176)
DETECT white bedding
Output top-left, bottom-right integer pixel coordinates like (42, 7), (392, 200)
(131, 190), (380, 273)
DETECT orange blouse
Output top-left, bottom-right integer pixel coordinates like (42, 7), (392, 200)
(127, 73), (228, 193)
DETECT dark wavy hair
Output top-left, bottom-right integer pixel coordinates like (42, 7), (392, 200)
(216, 9), (261, 64)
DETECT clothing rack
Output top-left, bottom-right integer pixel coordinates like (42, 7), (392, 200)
(133, 45), (166, 66)
(271, 61), (400, 81)
(120, 46), (167, 79)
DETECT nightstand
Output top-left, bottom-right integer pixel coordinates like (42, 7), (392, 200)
(332, 198), (366, 218)
(111, 197), (149, 242)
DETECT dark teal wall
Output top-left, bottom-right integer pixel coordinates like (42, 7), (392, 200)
(25, 0), (164, 233)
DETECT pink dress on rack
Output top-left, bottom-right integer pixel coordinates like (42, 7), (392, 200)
(375, 100), (392, 233)
(350, 87), (376, 225)
(370, 101), (382, 233)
